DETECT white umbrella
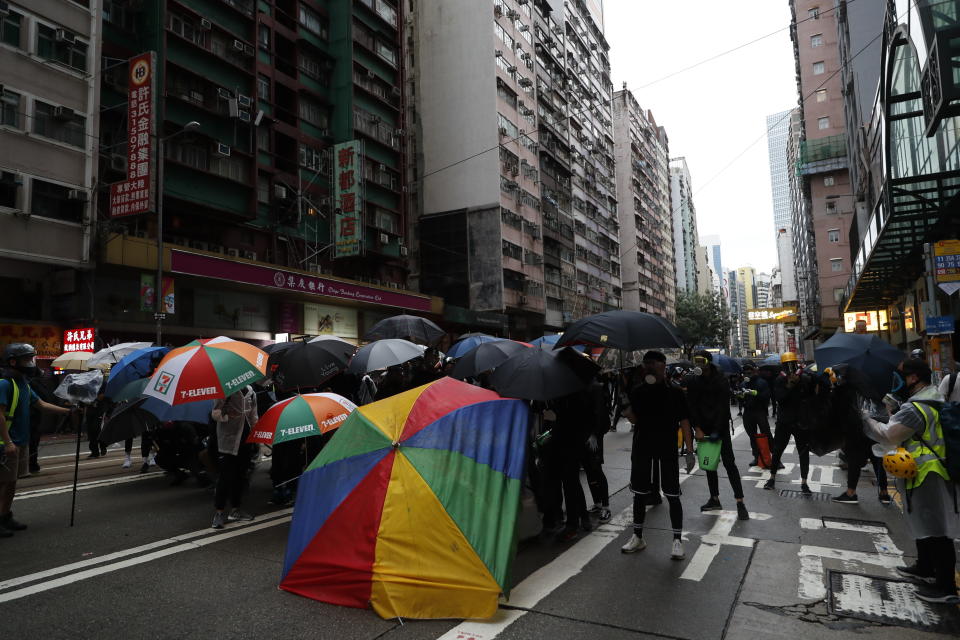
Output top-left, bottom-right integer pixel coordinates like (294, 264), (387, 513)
(348, 339), (426, 375)
(51, 351), (94, 371)
(87, 342), (153, 370)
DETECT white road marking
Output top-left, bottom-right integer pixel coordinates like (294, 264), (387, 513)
(680, 509), (772, 582)
(0, 508), (294, 591)
(833, 573), (941, 626)
(14, 472), (166, 499)
(0, 513), (293, 603)
(795, 464), (842, 492)
(743, 463), (796, 488)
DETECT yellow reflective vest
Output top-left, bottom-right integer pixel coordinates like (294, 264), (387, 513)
(906, 401), (950, 490)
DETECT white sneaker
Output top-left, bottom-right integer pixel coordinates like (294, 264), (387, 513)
(671, 539), (685, 560)
(121, 454), (132, 469)
(620, 534), (647, 554)
(147, 454), (156, 467)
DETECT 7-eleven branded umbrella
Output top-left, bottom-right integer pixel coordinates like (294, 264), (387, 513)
(247, 393), (357, 445)
(142, 336), (268, 405)
(280, 377), (529, 620)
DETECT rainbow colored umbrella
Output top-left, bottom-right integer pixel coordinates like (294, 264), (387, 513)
(280, 377), (529, 620)
(142, 336), (268, 405)
(248, 393), (357, 445)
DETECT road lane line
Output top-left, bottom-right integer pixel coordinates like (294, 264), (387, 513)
(0, 508), (294, 592)
(0, 514), (293, 603)
(14, 472), (167, 499)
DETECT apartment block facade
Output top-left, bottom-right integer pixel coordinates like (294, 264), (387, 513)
(669, 157), (699, 295)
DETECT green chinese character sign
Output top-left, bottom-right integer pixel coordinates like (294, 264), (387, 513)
(333, 140), (363, 258)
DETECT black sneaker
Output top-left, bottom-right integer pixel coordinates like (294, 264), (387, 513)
(557, 526), (578, 542)
(763, 477), (776, 491)
(747, 458), (758, 467)
(700, 498), (722, 512)
(800, 483), (813, 495)
(598, 508), (611, 524)
(878, 492), (892, 505)
(896, 565), (936, 585)
(737, 503), (750, 520)
(587, 505), (601, 516)
(1, 512), (27, 531)
(915, 584), (960, 604)
(832, 492), (858, 504)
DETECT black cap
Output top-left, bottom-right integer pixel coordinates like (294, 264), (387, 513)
(642, 350), (666, 363)
(741, 360), (757, 371)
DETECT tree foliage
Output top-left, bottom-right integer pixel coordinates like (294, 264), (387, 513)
(674, 291), (732, 357)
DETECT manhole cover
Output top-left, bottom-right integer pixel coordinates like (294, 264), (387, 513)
(828, 571), (960, 632)
(822, 516), (889, 530)
(779, 489), (831, 501)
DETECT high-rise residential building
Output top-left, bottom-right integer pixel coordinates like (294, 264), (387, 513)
(612, 88), (675, 319)
(766, 108), (800, 354)
(735, 266), (757, 354)
(789, 0), (855, 355)
(0, 0), (102, 343)
(787, 107), (817, 352)
(728, 269), (745, 356)
(414, 0), (619, 337)
(754, 271), (771, 352)
(696, 246), (713, 296)
(700, 234), (724, 296)
(669, 157), (699, 294)
(92, 0), (432, 348)
(765, 109), (793, 231)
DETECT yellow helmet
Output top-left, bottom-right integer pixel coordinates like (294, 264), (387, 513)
(780, 352), (799, 364)
(882, 447), (918, 480)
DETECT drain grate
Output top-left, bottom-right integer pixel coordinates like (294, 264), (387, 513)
(779, 489), (831, 501)
(822, 516), (889, 530)
(828, 571), (960, 632)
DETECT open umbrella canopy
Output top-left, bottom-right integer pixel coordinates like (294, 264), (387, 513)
(87, 342), (153, 369)
(449, 340), (528, 379)
(713, 354), (742, 374)
(248, 393), (357, 445)
(348, 339), (425, 375)
(446, 334), (502, 359)
(489, 346), (594, 401)
(363, 314), (444, 345)
(280, 377), (529, 620)
(104, 346), (170, 399)
(271, 340), (354, 390)
(142, 336), (268, 405)
(758, 354), (783, 372)
(100, 399), (160, 446)
(51, 351), (94, 371)
(814, 333), (903, 399)
(555, 310), (682, 350)
(531, 334), (585, 353)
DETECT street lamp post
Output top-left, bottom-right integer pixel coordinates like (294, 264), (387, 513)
(155, 121), (201, 345)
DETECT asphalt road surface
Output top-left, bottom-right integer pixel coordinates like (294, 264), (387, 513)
(2, 410), (958, 640)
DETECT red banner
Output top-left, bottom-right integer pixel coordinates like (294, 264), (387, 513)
(0, 324), (61, 358)
(110, 52), (156, 218)
(63, 327), (96, 353)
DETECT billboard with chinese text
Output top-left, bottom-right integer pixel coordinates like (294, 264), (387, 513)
(747, 306), (799, 325)
(333, 140), (363, 258)
(109, 52), (156, 218)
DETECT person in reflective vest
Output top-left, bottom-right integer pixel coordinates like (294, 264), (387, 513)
(861, 358), (958, 605)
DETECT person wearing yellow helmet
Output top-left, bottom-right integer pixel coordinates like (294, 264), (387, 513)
(861, 358), (959, 604)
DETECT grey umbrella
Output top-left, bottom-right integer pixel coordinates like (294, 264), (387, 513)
(348, 339), (426, 375)
(363, 314), (444, 345)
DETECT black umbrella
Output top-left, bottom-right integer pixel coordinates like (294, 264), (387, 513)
(99, 399), (160, 446)
(814, 333), (903, 400)
(489, 347), (595, 401)
(363, 314), (444, 345)
(348, 339), (425, 375)
(450, 340), (529, 379)
(555, 310), (682, 350)
(272, 339), (354, 390)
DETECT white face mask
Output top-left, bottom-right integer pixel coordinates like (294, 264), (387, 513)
(692, 367), (703, 377)
(644, 374), (657, 385)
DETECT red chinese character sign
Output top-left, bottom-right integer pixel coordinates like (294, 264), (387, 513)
(63, 328), (96, 353)
(333, 140), (363, 258)
(110, 52), (156, 218)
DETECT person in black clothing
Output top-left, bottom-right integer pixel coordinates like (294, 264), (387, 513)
(764, 352), (813, 494)
(549, 388), (594, 541)
(580, 377), (611, 523)
(685, 351), (749, 520)
(622, 351), (695, 560)
(375, 366), (406, 400)
(740, 362), (773, 467)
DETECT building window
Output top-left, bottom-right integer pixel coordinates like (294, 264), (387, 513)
(496, 78), (517, 110)
(1, 9), (22, 48)
(808, 6), (820, 19)
(827, 229), (840, 243)
(0, 88), (21, 128)
(258, 25), (270, 49)
(826, 199), (837, 213)
(815, 88), (827, 102)
(497, 112), (518, 138)
(298, 144), (324, 171)
(833, 288), (844, 302)
(103, 0), (135, 31)
(299, 98), (329, 128)
(37, 24), (88, 72)
(33, 101), (86, 147)
(256, 127), (270, 152)
(375, 40), (396, 66)
(812, 61), (825, 75)
(257, 74), (270, 101)
(257, 174), (269, 203)
(823, 175), (835, 186)
(810, 34), (823, 48)
(830, 258), (843, 272)
(502, 239), (522, 261)
(0, 173), (18, 208)
(169, 13), (208, 48)
(298, 5), (329, 40)
(817, 116), (830, 129)
(31, 179), (83, 223)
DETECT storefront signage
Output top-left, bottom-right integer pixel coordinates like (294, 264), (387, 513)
(843, 310), (888, 332)
(333, 140), (363, 258)
(747, 306), (798, 324)
(0, 324), (61, 358)
(933, 239), (960, 283)
(63, 327), (95, 353)
(304, 303), (358, 339)
(171, 250), (432, 312)
(925, 315), (955, 335)
(110, 52), (156, 218)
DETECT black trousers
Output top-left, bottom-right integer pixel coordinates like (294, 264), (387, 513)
(580, 444), (608, 507)
(844, 440), (887, 493)
(124, 434), (153, 457)
(214, 444), (253, 510)
(742, 408), (772, 460)
(559, 448), (587, 527)
(705, 427), (744, 500)
(770, 421), (810, 480)
(916, 536), (959, 593)
(86, 411), (106, 455)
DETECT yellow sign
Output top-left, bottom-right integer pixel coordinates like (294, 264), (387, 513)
(747, 307), (798, 325)
(843, 310), (889, 332)
(933, 239), (960, 283)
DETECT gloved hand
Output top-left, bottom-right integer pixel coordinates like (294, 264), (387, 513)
(586, 434), (599, 452)
(747, 389), (758, 397)
(685, 451), (696, 474)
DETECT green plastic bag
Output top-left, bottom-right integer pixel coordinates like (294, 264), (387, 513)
(696, 438), (723, 471)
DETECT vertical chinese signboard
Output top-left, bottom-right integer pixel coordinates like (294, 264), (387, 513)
(110, 52), (156, 218)
(333, 140), (363, 258)
(933, 239), (960, 282)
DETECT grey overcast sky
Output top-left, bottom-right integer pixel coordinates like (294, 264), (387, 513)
(604, 0), (797, 275)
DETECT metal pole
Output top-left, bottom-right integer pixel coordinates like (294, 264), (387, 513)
(155, 136), (165, 345)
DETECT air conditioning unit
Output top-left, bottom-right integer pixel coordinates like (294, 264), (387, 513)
(226, 248), (240, 257)
(377, 163), (386, 171)
(242, 250), (257, 260)
(216, 143), (231, 156)
(53, 106), (75, 120)
(519, 25), (529, 32)
(0, 170), (22, 185)
(367, 69), (376, 78)
(217, 87), (232, 99)
(189, 91), (204, 103)
(273, 184), (288, 200)
(378, 233), (389, 244)
(208, 244), (224, 254)
(507, 10), (519, 20)
(109, 154), (127, 172)
(399, 245), (408, 257)
(55, 29), (76, 44)
(233, 39), (245, 51)
(243, 44), (254, 56)
(200, 18), (212, 30)
(391, 86), (401, 96)
(494, 5), (503, 17)
(237, 94), (252, 108)
(395, 128), (404, 136)
(238, 110), (251, 123)
(507, 65), (517, 73)
(498, 126), (508, 137)
(388, 282), (399, 289)
(495, 49), (503, 58)
(519, 296), (528, 305)
(518, 77), (532, 87)
(67, 189), (88, 202)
